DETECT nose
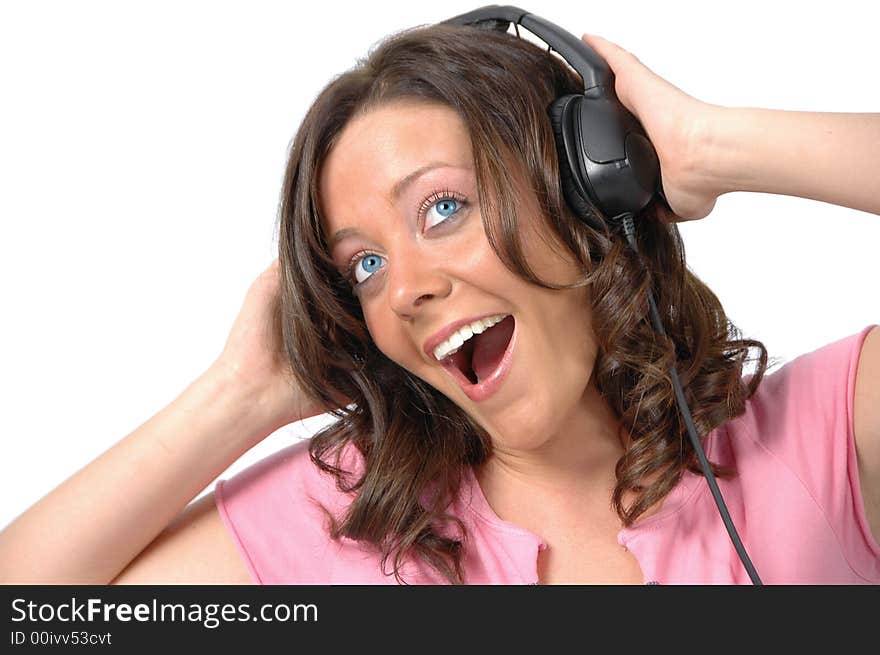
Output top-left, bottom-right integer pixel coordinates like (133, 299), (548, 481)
(387, 246), (451, 319)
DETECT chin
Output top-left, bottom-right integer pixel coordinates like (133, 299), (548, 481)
(468, 380), (558, 450)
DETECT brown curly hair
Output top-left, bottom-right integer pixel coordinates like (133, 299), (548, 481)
(274, 22), (771, 584)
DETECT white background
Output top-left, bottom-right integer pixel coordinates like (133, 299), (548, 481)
(1, 0), (877, 530)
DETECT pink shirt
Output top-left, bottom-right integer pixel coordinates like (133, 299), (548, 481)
(215, 324), (880, 584)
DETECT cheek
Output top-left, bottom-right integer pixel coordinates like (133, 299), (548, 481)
(362, 310), (420, 370)
(562, 291), (597, 371)
(362, 311), (393, 358)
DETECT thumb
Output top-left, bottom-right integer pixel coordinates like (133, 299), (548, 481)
(581, 32), (648, 119)
(581, 32), (640, 66)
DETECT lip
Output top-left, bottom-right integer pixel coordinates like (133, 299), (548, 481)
(422, 311), (512, 362)
(438, 315), (517, 403)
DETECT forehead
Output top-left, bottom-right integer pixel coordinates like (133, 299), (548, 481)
(318, 101), (474, 235)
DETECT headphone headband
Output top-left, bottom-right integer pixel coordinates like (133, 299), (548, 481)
(441, 4), (612, 92)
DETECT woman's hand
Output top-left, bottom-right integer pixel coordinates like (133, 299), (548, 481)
(581, 32), (724, 222)
(211, 259), (342, 431)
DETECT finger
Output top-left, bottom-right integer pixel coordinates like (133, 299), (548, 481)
(580, 33), (641, 116)
(581, 33), (642, 68)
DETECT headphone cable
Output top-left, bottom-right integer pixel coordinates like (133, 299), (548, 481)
(617, 212), (763, 585)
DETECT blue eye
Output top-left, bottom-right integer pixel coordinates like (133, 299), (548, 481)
(348, 252), (385, 285)
(421, 190), (467, 230)
(424, 198), (460, 229)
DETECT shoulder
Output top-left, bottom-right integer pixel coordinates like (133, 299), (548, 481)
(218, 438), (363, 509)
(214, 438), (365, 584)
(717, 324), (880, 580)
(853, 325), (880, 545)
(732, 324), (877, 450)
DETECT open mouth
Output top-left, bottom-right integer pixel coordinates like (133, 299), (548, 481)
(439, 315), (516, 400)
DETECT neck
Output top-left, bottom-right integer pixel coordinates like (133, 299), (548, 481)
(475, 377), (628, 519)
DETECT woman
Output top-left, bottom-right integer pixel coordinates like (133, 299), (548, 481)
(1, 20), (877, 585)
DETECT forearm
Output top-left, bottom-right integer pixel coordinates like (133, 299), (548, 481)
(0, 367), (274, 584)
(698, 106), (880, 216)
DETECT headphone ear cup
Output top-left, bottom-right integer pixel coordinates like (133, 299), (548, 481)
(548, 95), (607, 232)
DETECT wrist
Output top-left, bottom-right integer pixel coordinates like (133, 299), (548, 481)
(197, 363), (280, 447)
(693, 105), (772, 197)
(687, 103), (749, 198)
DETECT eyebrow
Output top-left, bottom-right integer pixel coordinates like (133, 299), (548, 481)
(390, 160), (453, 203)
(329, 161), (457, 249)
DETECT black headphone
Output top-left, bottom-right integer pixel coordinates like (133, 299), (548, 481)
(441, 4), (664, 232)
(441, 6), (764, 586)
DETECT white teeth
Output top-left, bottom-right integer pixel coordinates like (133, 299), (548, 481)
(433, 314), (510, 362)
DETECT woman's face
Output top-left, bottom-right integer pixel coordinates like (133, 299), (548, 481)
(319, 100), (600, 452)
